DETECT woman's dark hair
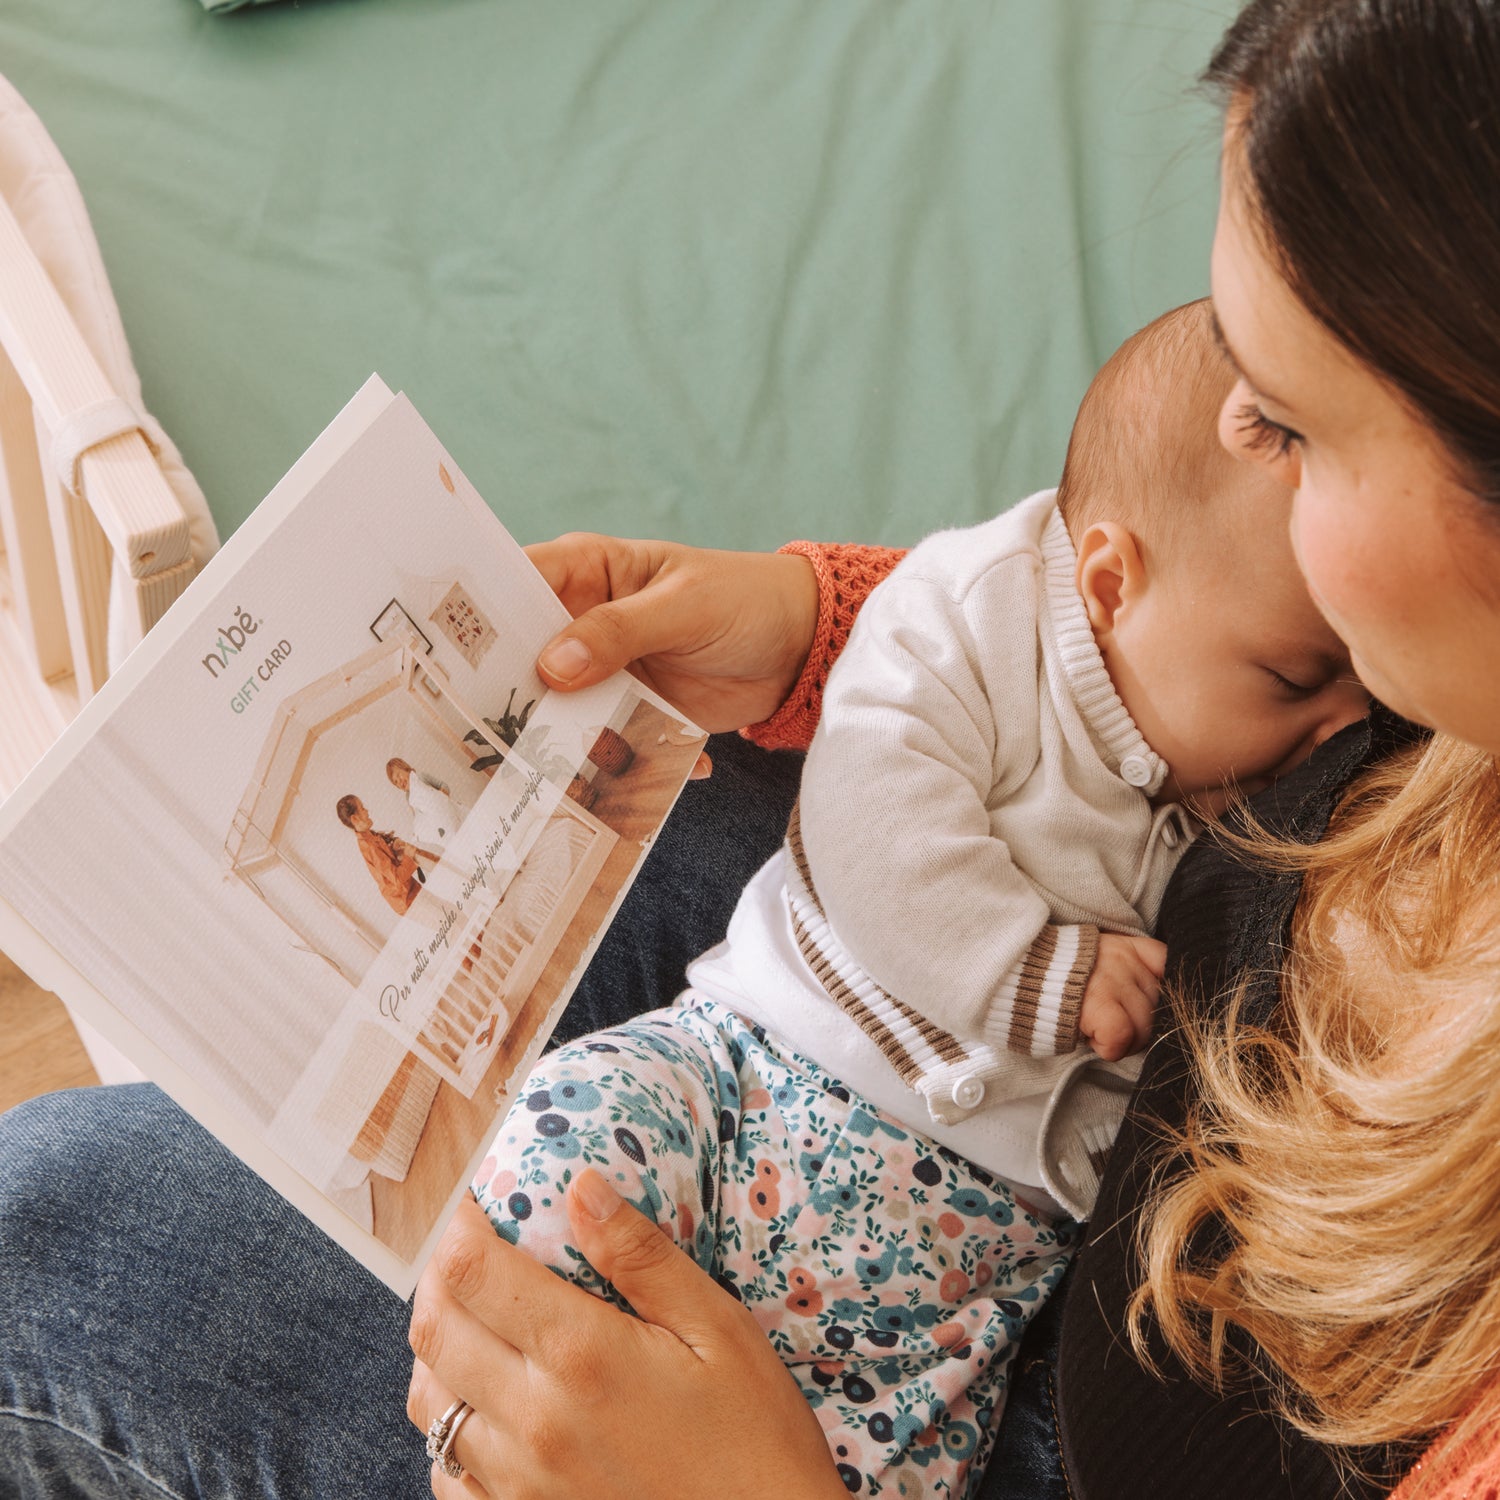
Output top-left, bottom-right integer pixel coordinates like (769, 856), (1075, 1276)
(1206, 0), (1500, 503)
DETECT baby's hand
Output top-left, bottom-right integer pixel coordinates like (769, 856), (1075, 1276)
(1078, 933), (1166, 1061)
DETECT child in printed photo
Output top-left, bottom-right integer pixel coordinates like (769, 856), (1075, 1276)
(386, 755), (465, 854)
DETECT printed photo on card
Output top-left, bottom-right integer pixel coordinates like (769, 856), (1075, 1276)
(0, 379), (707, 1295)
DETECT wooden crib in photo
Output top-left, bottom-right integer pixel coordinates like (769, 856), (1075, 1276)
(312, 807), (614, 1189)
(414, 812), (610, 1087)
(221, 636), (618, 1189)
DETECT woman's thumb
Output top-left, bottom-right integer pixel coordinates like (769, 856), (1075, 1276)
(565, 1169), (736, 1347)
(536, 632), (602, 689)
(536, 593), (667, 692)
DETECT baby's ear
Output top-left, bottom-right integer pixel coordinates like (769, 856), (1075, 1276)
(1074, 521), (1147, 634)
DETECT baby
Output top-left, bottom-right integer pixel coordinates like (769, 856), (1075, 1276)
(472, 300), (1368, 1499)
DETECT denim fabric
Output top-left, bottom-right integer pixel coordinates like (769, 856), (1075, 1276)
(0, 733), (1067, 1497)
(0, 1082), (428, 1498)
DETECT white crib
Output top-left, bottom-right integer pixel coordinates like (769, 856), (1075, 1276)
(0, 87), (208, 1084)
(0, 200), (195, 791)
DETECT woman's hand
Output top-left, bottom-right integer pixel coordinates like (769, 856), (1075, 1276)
(524, 534), (819, 739)
(407, 1175), (846, 1500)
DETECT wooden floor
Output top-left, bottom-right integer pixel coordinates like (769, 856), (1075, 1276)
(0, 949), (98, 1114)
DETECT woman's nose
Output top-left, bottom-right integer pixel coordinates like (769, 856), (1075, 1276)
(1310, 683), (1372, 751)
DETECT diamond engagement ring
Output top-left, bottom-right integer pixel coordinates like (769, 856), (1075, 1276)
(426, 1404), (465, 1464)
(436, 1402), (475, 1478)
(426, 1398), (476, 1479)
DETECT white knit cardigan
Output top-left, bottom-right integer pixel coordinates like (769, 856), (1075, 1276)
(691, 491), (1194, 1217)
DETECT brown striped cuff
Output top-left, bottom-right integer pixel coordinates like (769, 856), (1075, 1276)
(997, 923), (1099, 1056)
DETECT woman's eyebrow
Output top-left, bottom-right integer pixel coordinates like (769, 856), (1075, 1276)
(1208, 307), (1237, 367)
(1209, 306), (1294, 411)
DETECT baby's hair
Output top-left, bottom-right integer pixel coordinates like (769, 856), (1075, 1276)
(1056, 298), (1237, 549)
(335, 795), (361, 828)
(386, 757), (412, 784)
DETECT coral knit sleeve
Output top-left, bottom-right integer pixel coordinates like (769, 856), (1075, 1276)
(1388, 1416), (1500, 1500)
(741, 540), (908, 753)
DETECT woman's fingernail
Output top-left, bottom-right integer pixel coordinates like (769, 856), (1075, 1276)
(538, 637), (592, 683)
(574, 1168), (623, 1221)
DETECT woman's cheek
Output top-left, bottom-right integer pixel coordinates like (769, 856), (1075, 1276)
(1290, 482), (1422, 721)
(1287, 478), (1360, 635)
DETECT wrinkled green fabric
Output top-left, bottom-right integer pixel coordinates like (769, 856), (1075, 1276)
(0, 1), (1234, 547)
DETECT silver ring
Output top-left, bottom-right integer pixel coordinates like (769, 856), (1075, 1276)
(425, 1398), (469, 1465)
(437, 1402), (475, 1479)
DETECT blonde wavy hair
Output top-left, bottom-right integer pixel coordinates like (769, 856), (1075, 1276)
(1130, 733), (1500, 1495)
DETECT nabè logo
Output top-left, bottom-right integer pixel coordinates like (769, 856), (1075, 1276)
(201, 606), (259, 678)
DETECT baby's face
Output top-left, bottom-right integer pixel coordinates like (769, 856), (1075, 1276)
(1100, 471), (1371, 816)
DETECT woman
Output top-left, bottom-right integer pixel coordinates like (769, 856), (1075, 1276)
(404, 3), (1500, 1496)
(3, 2), (1498, 1497)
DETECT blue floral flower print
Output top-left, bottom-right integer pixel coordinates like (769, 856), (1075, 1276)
(470, 996), (1080, 1500)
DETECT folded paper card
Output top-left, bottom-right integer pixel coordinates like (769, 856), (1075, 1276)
(0, 376), (707, 1295)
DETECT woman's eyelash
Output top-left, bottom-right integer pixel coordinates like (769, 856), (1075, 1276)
(1235, 401), (1301, 458)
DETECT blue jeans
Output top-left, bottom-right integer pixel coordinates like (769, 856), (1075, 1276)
(0, 734), (1070, 1498)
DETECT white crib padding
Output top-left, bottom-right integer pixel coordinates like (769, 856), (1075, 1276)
(49, 394), (152, 496)
(0, 73), (219, 671)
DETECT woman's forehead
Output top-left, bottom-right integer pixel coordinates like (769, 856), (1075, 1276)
(1209, 171), (1308, 401)
(1210, 173), (1400, 448)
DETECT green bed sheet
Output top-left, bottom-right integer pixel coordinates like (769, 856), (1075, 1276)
(0, 0), (1234, 551)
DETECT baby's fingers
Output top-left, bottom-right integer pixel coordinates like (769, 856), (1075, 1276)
(1081, 997), (1138, 1061)
(1116, 975), (1157, 1049)
(1129, 935), (1168, 979)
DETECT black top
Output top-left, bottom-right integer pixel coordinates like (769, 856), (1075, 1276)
(1057, 705), (1426, 1499)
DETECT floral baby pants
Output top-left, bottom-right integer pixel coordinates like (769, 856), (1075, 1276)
(472, 997), (1079, 1500)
